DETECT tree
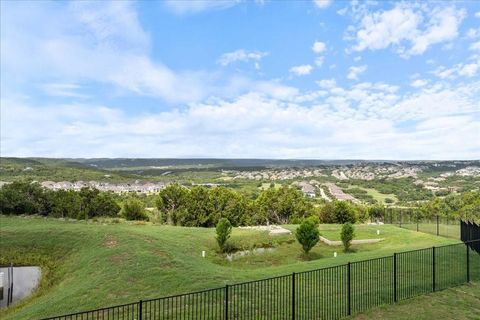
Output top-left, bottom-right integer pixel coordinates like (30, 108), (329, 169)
(50, 189), (82, 218)
(255, 186), (313, 224)
(180, 186), (212, 227)
(215, 218), (232, 252)
(333, 201), (357, 224)
(89, 192), (120, 218)
(156, 184), (188, 225)
(122, 199), (148, 221)
(341, 222), (355, 252)
(208, 187), (248, 226)
(0, 180), (49, 215)
(295, 216), (320, 254)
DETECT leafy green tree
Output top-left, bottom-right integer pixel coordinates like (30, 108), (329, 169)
(215, 218), (232, 252)
(50, 189), (82, 218)
(319, 202), (336, 223)
(333, 201), (357, 224)
(156, 184), (189, 225)
(341, 222), (355, 252)
(255, 185), (313, 224)
(89, 192), (120, 218)
(208, 187), (248, 226)
(180, 186), (212, 227)
(122, 199), (148, 221)
(295, 216), (320, 254)
(0, 180), (48, 215)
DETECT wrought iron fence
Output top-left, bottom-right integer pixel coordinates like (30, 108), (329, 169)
(383, 208), (461, 239)
(41, 239), (480, 320)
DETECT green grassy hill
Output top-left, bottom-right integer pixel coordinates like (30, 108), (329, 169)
(352, 282), (480, 320)
(0, 216), (459, 319)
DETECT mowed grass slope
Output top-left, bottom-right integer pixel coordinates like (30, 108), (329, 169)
(0, 216), (459, 319)
(352, 281), (480, 320)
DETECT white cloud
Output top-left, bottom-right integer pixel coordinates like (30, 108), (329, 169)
(466, 28), (480, 39)
(218, 49), (268, 66)
(0, 2), (275, 104)
(347, 65), (367, 80)
(313, 0), (332, 9)
(3, 80), (479, 159)
(41, 83), (88, 98)
(470, 41), (480, 51)
(314, 56), (325, 67)
(475, 11), (480, 18)
(163, 0), (240, 15)
(458, 63), (479, 77)
(351, 4), (465, 57)
(410, 79), (428, 88)
(312, 41), (327, 53)
(433, 60), (480, 79)
(290, 64), (313, 76)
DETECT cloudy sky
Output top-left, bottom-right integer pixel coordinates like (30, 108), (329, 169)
(1, 0), (479, 159)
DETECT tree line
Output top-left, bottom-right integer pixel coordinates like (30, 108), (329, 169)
(1, 180), (477, 225)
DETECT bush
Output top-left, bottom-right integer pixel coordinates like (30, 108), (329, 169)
(333, 201), (357, 224)
(216, 218), (232, 253)
(341, 222), (355, 252)
(295, 216), (320, 254)
(122, 199), (148, 221)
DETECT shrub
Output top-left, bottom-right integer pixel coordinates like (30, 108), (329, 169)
(295, 216), (320, 254)
(333, 201), (357, 224)
(341, 222), (355, 252)
(216, 218), (232, 253)
(122, 199), (148, 221)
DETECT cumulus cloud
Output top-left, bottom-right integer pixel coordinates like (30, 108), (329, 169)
(410, 79), (428, 88)
(3, 80), (479, 159)
(351, 4), (465, 57)
(312, 41), (327, 53)
(218, 49), (268, 67)
(433, 59), (480, 79)
(347, 65), (367, 80)
(313, 0), (332, 9)
(290, 64), (313, 76)
(470, 41), (480, 51)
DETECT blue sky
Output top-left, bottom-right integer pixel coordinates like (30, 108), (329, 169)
(1, 0), (479, 159)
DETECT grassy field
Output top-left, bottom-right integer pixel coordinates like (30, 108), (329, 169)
(345, 185), (399, 205)
(0, 216), (462, 319)
(352, 281), (480, 320)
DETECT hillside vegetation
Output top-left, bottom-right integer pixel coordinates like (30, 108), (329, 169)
(0, 216), (458, 320)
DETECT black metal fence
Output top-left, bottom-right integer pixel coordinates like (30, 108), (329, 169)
(462, 220), (480, 253)
(42, 240), (480, 320)
(383, 208), (460, 239)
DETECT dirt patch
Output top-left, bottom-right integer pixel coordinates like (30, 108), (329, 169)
(238, 225), (292, 236)
(103, 235), (118, 248)
(319, 236), (384, 246)
(109, 252), (131, 265)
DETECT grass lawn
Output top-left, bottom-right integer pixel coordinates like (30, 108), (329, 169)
(346, 185), (398, 204)
(352, 281), (480, 320)
(399, 222), (460, 239)
(0, 216), (462, 319)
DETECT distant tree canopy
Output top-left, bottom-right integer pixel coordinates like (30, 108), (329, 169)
(0, 180), (120, 219)
(1, 180), (478, 226)
(155, 184), (313, 227)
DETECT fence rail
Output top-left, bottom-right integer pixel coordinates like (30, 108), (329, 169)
(41, 239), (480, 320)
(383, 208), (461, 239)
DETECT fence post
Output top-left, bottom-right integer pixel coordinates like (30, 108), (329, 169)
(436, 216), (439, 236)
(393, 253), (397, 303)
(432, 247), (436, 292)
(347, 262), (351, 316)
(138, 300), (143, 320)
(466, 244), (470, 283)
(225, 284), (229, 320)
(292, 272), (295, 320)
